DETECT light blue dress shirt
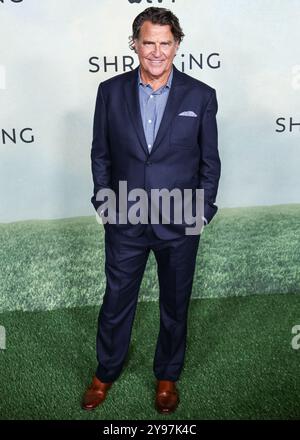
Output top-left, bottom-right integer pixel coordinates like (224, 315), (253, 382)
(138, 66), (173, 153)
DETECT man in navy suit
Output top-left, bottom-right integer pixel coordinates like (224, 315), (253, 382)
(82, 7), (221, 414)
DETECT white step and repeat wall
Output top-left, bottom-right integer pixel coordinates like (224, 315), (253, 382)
(0, 0), (299, 222)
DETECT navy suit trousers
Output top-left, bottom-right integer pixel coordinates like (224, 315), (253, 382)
(95, 223), (200, 383)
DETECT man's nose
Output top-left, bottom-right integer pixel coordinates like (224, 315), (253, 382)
(153, 44), (162, 57)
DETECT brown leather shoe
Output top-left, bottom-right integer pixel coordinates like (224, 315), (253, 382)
(155, 380), (179, 414)
(81, 376), (113, 411)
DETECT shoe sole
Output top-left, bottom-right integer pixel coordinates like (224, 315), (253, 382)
(155, 400), (179, 414)
(81, 400), (106, 411)
(81, 404), (99, 411)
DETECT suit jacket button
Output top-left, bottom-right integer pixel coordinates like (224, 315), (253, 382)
(146, 160), (152, 166)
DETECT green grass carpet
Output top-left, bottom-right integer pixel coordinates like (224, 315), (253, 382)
(1, 294), (300, 420)
(1, 204), (300, 312)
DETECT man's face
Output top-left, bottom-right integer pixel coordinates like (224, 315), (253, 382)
(134, 21), (179, 79)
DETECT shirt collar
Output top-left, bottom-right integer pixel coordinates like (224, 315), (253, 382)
(138, 65), (173, 90)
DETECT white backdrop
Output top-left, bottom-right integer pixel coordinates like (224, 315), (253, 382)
(1, 0), (299, 222)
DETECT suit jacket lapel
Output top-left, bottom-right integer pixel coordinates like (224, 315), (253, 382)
(124, 66), (149, 157)
(150, 65), (186, 156)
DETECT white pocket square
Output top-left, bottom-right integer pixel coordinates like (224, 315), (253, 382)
(178, 111), (198, 117)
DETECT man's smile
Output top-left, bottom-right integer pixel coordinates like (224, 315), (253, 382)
(147, 60), (165, 64)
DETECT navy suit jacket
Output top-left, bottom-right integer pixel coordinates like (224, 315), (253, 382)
(91, 64), (221, 239)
